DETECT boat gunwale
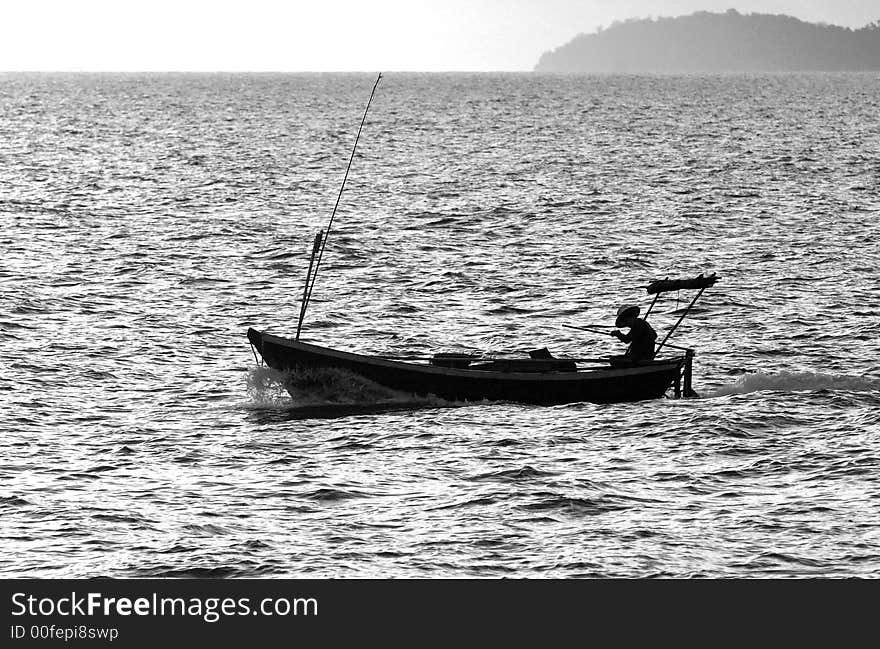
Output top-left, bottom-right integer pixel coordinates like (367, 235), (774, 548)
(253, 330), (684, 383)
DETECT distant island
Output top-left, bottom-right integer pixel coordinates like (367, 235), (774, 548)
(535, 9), (880, 72)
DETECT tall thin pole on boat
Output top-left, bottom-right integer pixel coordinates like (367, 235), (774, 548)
(654, 286), (708, 355)
(295, 72), (383, 340)
(295, 230), (324, 339)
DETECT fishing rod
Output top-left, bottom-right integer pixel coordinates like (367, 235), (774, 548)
(296, 72), (383, 340)
(564, 323), (692, 352)
(564, 324), (615, 337)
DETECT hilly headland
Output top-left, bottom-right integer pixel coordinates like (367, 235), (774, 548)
(535, 9), (880, 72)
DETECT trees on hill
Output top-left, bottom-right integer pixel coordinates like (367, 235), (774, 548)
(535, 10), (880, 72)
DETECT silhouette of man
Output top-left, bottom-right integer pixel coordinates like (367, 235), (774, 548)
(611, 305), (657, 363)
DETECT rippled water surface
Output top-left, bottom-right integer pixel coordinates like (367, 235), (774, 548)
(2, 72), (879, 577)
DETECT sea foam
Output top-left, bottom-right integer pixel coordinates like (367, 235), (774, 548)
(708, 371), (880, 397)
(244, 365), (450, 409)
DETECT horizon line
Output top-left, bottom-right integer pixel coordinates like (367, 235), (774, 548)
(0, 69), (530, 75)
(3, 69), (879, 75)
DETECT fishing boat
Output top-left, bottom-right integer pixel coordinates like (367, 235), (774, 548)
(247, 272), (717, 405)
(249, 330), (687, 406)
(247, 75), (719, 406)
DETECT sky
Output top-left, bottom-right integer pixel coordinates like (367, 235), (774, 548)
(1, 0), (878, 72)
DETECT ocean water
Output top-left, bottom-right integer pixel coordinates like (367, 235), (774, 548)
(1, 72), (878, 578)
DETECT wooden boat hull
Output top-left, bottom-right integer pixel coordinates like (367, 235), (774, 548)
(247, 329), (685, 406)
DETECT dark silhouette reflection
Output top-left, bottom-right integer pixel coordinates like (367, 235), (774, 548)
(245, 400), (467, 422)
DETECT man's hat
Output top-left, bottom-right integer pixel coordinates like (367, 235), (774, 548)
(615, 305), (640, 327)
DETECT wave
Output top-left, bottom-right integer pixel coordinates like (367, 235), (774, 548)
(244, 365), (452, 410)
(708, 371), (880, 397)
